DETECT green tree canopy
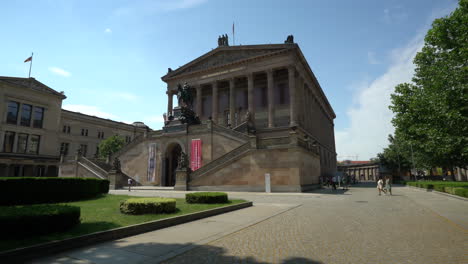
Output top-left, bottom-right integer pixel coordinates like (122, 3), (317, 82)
(389, 0), (468, 171)
(98, 135), (125, 159)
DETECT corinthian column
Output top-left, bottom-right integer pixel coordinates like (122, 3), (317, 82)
(212, 82), (218, 122)
(288, 65), (297, 126)
(247, 73), (255, 122)
(196, 86), (202, 117)
(267, 69), (274, 128)
(167, 90), (173, 116)
(229, 78), (235, 126)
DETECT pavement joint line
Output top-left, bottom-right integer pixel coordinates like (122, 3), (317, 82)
(403, 188), (468, 233)
(160, 203), (303, 263)
(427, 209), (468, 234)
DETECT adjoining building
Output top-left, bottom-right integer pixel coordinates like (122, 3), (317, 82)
(114, 36), (337, 192)
(0, 76), (148, 177)
(337, 160), (381, 182)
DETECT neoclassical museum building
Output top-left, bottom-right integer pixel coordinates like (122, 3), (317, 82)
(112, 36), (337, 192)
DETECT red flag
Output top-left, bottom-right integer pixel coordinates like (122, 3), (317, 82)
(24, 56), (32, 63)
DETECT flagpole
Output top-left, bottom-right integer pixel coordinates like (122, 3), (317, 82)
(28, 52), (33, 78)
(232, 22), (235, 46)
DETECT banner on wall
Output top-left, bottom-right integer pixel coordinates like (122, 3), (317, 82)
(191, 139), (202, 171)
(147, 143), (157, 182)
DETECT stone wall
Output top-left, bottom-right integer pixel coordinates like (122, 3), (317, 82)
(190, 147), (320, 192)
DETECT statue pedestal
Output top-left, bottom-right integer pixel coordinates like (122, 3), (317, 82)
(174, 169), (188, 191)
(108, 170), (123, 190)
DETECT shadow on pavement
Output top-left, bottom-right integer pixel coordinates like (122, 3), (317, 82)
(32, 241), (324, 264)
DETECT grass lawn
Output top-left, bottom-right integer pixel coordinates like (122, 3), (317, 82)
(0, 194), (245, 252)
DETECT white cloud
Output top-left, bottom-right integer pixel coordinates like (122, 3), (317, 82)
(335, 33), (424, 160)
(367, 51), (380, 65)
(104, 28), (112, 33)
(49, 67), (71, 77)
(143, 115), (165, 130)
(383, 6), (408, 24)
(62, 104), (118, 120)
(160, 0), (208, 11)
(112, 92), (138, 102)
(113, 0), (207, 16)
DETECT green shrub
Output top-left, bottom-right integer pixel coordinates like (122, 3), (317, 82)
(453, 188), (468, 198)
(120, 198), (176, 215)
(433, 185), (445, 192)
(444, 186), (456, 194)
(186, 192), (228, 204)
(0, 204), (80, 237)
(0, 177), (110, 206)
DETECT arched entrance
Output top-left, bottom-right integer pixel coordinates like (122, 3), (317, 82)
(163, 143), (182, 186)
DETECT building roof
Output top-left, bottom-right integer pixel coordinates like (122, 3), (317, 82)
(61, 109), (150, 131)
(162, 44), (294, 81)
(161, 42), (335, 119)
(0, 76), (66, 99)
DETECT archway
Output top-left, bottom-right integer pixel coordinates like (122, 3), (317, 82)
(164, 143), (182, 186)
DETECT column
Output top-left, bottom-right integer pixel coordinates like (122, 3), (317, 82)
(267, 69), (274, 128)
(196, 86), (202, 117)
(229, 78), (235, 126)
(167, 91), (173, 116)
(247, 73), (255, 121)
(212, 82), (218, 122)
(288, 65), (297, 126)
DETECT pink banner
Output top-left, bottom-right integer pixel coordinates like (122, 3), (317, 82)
(191, 139), (202, 171)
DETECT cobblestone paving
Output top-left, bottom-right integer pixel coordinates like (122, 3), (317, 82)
(162, 185), (468, 264)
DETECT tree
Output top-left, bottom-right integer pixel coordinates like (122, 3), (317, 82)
(389, 0), (468, 177)
(98, 135), (125, 159)
(376, 134), (412, 176)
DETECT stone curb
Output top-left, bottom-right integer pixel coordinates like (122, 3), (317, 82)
(406, 185), (468, 201)
(0, 201), (253, 262)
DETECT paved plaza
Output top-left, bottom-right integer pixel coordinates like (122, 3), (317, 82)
(33, 184), (467, 264)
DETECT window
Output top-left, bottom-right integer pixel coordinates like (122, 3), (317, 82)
(79, 144), (88, 157)
(28, 135), (40, 154)
(125, 135), (131, 143)
(3, 131), (15, 152)
(33, 107), (44, 128)
(63, 125), (71, 133)
(81, 129), (88, 136)
(60, 142), (69, 156)
(20, 104), (32, 126)
(97, 131), (105, 139)
(16, 133), (28, 153)
(6, 101), (19, 124)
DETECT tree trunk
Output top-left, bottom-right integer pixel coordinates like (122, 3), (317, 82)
(450, 167), (456, 181)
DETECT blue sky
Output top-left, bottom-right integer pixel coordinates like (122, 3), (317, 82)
(0, 0), (458, 160)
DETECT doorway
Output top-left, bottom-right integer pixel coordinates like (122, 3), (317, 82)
(164, 143), (182, 186)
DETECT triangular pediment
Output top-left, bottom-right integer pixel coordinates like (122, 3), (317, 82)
(0, 77), (66, 98)
(163, 45), (294, 80)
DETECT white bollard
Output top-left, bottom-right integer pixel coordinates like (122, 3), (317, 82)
(265, 173), (271, 193)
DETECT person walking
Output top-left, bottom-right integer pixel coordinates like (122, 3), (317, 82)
(385, 176), (392, 195)
(377, 177), (385, 196)
(128, 178), (133, 192)
(331, 175), (337, 190)
(342, 174), (348, 190)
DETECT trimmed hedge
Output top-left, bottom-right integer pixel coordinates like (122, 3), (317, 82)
(120, 198), (176, 215)
(186, 192), (228, 204)
(0, 177), (110, 205)
(407, 181), (468, 198)
(0, 204), (80, 237)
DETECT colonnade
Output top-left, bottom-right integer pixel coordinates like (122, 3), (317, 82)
(167, 65), (297, 128)
(343, 166), (380, 181)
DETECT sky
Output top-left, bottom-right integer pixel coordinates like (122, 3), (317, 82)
(0, 0), (459, 160)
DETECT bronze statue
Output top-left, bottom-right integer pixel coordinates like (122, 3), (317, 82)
(176, 82), (194, 108)
(178, 151), (189, 170)
(113, 157), (121, 173)
(285, 35), (294, 44)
